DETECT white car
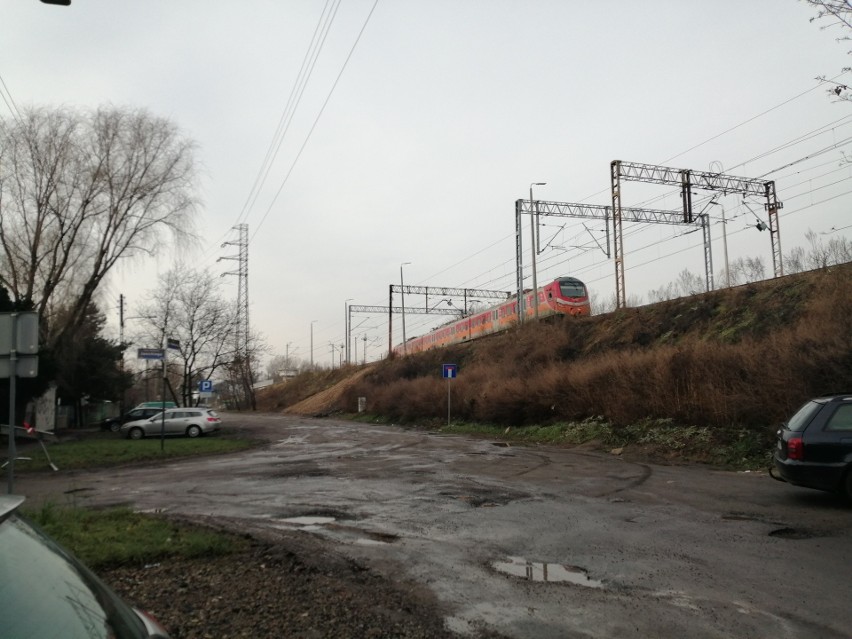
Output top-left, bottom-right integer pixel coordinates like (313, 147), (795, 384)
(120, 408), (221, 440)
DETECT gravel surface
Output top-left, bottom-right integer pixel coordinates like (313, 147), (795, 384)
(100, 518), (474, 639)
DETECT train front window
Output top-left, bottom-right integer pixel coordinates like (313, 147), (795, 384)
(559, 280), (586, 298)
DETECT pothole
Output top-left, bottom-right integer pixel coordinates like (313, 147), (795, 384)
(492, 556), (604, 588)
(722, 512), (761, 522)
(63, 487), (94, 494)
(768, 527), (816, 540)
(438, 485), (528, 507)
(265, 507), (350, 521)
(269, 462), (330, 478)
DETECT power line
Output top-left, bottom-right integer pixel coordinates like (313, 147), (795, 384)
(0, 71), (22, 123)
(251, 0), (380, 244)
(235, 0), (342, 227)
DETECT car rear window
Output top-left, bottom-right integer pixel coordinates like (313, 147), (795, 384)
(786, 400), (823, 432)
(825, 403), (852, 431)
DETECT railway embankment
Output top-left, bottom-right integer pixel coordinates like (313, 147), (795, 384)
(257, 263), (852, 467)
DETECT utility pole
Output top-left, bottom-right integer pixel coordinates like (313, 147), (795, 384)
(119, 294), (126, 414)
(219, 223), (253, 409)
(310, 320), (317, 369)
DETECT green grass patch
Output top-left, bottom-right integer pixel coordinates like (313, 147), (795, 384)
(434, 417), (771, 469)
(23, 503), (247, 569)
(13, 436), (256, 472)
(438, 416), (619, 446)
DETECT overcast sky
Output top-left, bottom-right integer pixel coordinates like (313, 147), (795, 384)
(3, 1), (851, 370)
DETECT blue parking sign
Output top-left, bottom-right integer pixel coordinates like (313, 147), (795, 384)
(199, 380), (213, 393)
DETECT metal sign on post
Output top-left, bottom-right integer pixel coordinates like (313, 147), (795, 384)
(1, 312), (40, 494)
(198, 379), (213, 398)
(442, 364), (458, 426)
(137, 348), (164, 360)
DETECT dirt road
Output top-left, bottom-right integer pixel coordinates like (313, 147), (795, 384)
(15, 413), (852, 638)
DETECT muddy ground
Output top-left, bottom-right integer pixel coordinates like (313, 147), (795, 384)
(101, 519), (483, 639)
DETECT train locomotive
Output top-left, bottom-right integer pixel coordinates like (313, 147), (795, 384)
(395, 276), (590, 355)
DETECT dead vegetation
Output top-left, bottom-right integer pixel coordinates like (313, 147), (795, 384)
(258, 264), (852, 460)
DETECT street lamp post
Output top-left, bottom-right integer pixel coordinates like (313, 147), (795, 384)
(344, 298), (353, 364)
(529, 182), (546, 319)
(400, 262), (411, 354)
(310, 320), (318, 368)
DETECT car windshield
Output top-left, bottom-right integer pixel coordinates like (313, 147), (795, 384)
(0, 513), (147, 638)
(785, 400), (823, 432)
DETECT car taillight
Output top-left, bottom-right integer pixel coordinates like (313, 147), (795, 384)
(207, 417), (218, 422)
(787, 437), (804, 460)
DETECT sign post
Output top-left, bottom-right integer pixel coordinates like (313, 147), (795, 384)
(442, 363), (458, 426)
(198, 379), (213, 402)
(1, 312), (40, 494)
(137, 348), (167, 450)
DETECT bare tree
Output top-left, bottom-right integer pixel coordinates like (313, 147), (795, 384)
(728, 256), (766, 284)
(647, 281), (678, 304)
(221, 329), (267, 410)
(784, 246), (808, 274)
(0, 106), (198, 347)
(675, 269), (704, 296)
(804, 1), (852, 98)
(134, 266), (236, 406)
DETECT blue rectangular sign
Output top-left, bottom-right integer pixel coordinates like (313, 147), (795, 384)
(442, 363), (458, 379)
(137, 348), (164, 360)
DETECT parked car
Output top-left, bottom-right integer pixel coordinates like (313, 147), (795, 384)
(100, 407), (164, 432)
(773, 394), (852, 500)
(0, 494), (171, 638)
(120, 408), (221, 440)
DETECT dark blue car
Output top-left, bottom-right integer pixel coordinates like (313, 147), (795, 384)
(773, 395), (852, 500)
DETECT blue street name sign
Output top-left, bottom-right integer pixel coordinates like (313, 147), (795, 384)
(442, 363), (458, 379)
(137, 348), (164, 360)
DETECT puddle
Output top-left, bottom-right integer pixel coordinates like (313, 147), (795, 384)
(354, 538), (391, 546)
(278, 516), (337, 526)
(492, 556), (604, 588)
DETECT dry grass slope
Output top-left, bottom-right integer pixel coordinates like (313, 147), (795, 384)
(261, 265), (852, 450)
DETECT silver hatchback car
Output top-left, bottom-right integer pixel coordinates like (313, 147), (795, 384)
(120, 408), (221, 440)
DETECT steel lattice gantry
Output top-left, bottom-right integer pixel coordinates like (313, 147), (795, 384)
(610, 160), (783, 308)
(384, 285), (510, 355)
(514, 198), (705, 319)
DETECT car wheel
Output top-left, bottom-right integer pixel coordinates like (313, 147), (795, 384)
(109, 422), (121, 433)
(186, 425), (201, 438)
(128, 427), (144, 440)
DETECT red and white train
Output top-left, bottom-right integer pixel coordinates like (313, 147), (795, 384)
(395, 276), (591, 355)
